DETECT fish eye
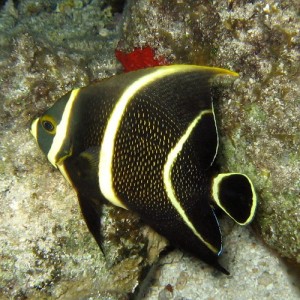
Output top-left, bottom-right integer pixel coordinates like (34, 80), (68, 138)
(42, 120), (54, 132)
(40, 116), (56, 134)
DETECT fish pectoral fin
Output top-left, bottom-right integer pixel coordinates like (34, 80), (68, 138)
(76, 147), (100, 181)
(211, 173), (257, 225)
(78, 192), (104, 253)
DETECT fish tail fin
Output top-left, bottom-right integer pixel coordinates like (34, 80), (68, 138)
(211, 173), (257, 225)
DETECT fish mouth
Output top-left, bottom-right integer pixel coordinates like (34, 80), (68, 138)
(30, 118), (39, 141)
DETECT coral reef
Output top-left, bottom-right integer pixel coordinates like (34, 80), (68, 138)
(0, 0), (299, 299)
(115, 46), (168, 72)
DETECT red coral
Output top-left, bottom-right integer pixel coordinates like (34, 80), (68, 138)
(115, 46), (168, 72)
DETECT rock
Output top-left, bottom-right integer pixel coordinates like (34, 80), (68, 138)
(144, 224), (300, 299)
(214, 0), (300, 265)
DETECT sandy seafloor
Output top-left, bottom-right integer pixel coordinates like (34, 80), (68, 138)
(143, 224), (300, 300)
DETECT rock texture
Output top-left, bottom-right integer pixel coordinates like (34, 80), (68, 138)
(145, 224), (299, 300)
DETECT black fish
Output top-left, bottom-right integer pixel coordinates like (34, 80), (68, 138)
(31, 65), (257, 274)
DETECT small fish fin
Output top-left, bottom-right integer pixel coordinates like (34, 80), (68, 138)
(211, 173), (257, 225)
(214, 261), (230, 275)
(184, 193), (222, 255)
(75, 147), (100, 181)
(64, 147), (105, 252)
(77, 192), (104, 253)
(181, 196), (229, 274)
(66, 147), (102, 199)
(189, 198), (229, 275)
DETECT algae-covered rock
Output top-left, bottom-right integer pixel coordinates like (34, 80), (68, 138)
(118, 0), (221, 65)
(214, 0), (300, 264)
(120, 0), (300, 265)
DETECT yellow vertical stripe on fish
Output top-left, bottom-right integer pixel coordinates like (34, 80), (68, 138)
(163, 109), (219, 254)
(47, 89), (80, 167)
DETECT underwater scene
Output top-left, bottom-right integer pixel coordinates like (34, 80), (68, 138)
(0, 0), (299, 299)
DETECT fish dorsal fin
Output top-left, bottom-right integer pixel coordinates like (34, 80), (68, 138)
(211, 173), (257, 225)
(134, 65), (237, 168)
(140, 65), (237, 126)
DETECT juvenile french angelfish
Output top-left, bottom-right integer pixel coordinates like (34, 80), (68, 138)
(31, 65), (257, 274)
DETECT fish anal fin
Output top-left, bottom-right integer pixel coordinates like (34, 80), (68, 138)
(211, 173), (257, 225)
(184, 193), (222, 254)
(186, 194), (229, 275)
(215, 262), (230, 275)
(145, 192), (224, 273)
